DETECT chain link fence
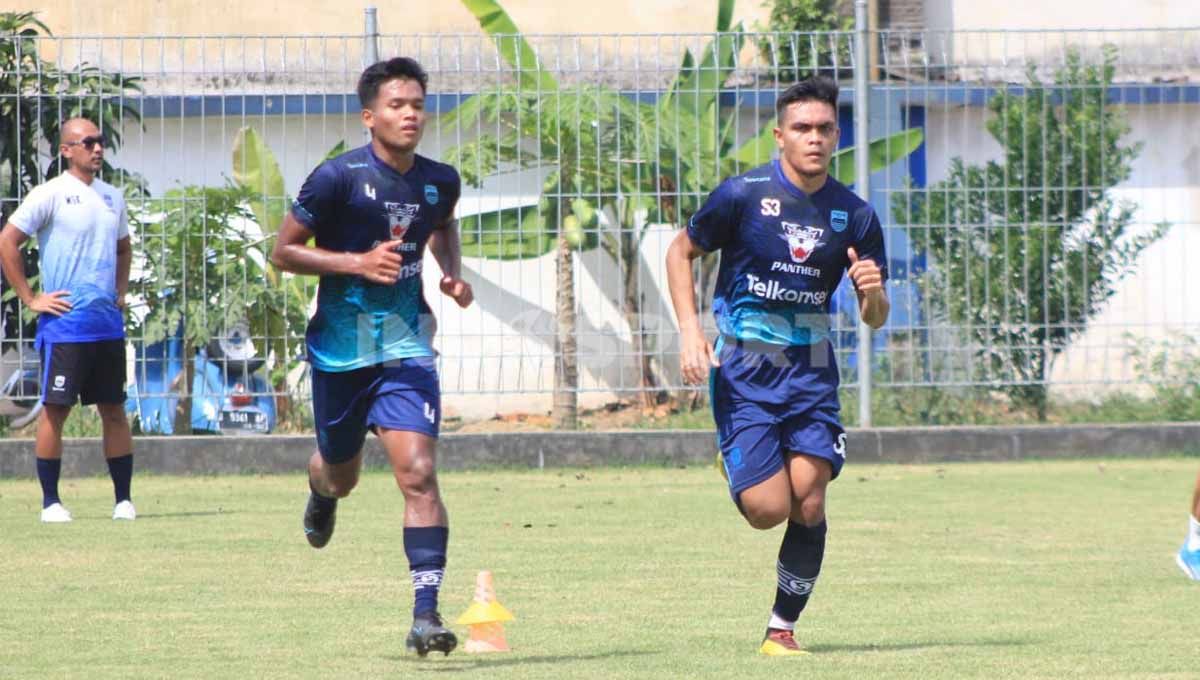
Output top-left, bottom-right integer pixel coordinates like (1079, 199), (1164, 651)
(1, 18), (1197, 428)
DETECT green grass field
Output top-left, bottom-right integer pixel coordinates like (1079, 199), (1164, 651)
(1, 458), (1196, 679)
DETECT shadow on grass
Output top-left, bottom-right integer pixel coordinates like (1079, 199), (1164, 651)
(808, 638), (1033, 654)
(386, 649), (658, 671)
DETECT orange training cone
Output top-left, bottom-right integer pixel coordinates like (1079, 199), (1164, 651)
(455, 570), (515, 653)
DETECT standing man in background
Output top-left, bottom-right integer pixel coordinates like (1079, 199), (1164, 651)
(270, 57), (473, 657)
(0, 117), (135, 523)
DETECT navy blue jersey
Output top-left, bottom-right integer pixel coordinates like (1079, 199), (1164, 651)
(291, 145), (461, 372)
(688, 160), (887, 346)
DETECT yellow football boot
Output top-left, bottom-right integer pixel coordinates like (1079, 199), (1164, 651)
(759, 628), (811, 656)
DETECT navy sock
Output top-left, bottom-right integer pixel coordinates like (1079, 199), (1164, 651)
(309, 480), (337, 509)
(404, 526), (449, 616)
(773, 520), (827, 624)
(106, 454), (134, 503)
(36, 458), (62, 509)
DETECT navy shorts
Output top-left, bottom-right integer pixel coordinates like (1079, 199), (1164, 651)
(39, 339), (127, 407)
(710, 338), (846, 502)
(311, 356), (441, 464)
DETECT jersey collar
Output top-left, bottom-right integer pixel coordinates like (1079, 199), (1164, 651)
(366, 143), (419, 181)
(772, 159), (831, 201)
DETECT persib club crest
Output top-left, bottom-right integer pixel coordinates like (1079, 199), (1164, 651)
(385, 202), (420, 240)
(424, 183), (439, 205)
(778, 222), (824, 263)
(830, 209), (848, 233)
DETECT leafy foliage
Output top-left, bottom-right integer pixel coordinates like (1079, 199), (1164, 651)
(753, 0), (852, 82)
(230, 127), (334, 384)
(0, 11), (144, 213)
(129, 184), (306, 365)
(893, 48), (1166, 419)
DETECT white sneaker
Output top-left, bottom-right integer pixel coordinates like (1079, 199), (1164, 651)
(40, 502), (73, 523)
(112, 500), (137, 521)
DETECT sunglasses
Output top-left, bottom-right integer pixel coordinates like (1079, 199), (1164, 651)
(64, 135), (107, 150)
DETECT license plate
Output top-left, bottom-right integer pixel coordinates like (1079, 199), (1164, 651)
(219, 409), (269, 433)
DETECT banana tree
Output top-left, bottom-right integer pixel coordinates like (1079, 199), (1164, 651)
(230, 128), (346, 394)
(449, 0), (661, 427)
(451, 0), (924, 414)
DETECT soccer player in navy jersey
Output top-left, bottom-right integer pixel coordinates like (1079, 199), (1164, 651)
(666, 77), (890, 655)
(269, 57), (472, 657)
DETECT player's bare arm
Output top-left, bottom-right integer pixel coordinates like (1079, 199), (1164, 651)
(0, 223), (72, 316)
(848, 246), (889, 329)
(428, 220), (473, 308)
(666, 228), (719, 385)
(116, 235), (132, 309)
(270, 212), (403, 285)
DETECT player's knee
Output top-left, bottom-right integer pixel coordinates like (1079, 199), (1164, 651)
(397, 458), (439, 497)
(324, 476), (358, 498)
(96, 405), (126, 427)
(794, 492), (826, 525)
(41, 404), (71, 426)
(321, 467), (360, 498)
(744, 502), (790, 530)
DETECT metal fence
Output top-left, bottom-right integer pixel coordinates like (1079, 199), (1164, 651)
(1, 17), (1198, 428)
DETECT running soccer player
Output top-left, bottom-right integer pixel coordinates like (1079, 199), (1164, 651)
(269, 57), (473, 657)
(666, 77), (889, 656)
(0, 117), (136, 523)
(1178, 468), (1200, 580)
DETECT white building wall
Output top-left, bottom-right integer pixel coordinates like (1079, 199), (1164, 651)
(945, 0), (1200, 31)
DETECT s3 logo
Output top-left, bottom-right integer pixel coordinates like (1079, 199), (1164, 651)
(760, 198), (781, 217)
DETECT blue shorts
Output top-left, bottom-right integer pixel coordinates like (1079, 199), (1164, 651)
(311, 357), (441, 464)
(711, 338), (846, 501)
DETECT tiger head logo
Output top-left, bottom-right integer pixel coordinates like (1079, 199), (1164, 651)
(778, 222), (824, 263)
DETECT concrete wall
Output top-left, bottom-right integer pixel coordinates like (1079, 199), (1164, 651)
(3, 423), (1199, 478)
(17, 1), (771, 41)
(943, 0), (1198, 31)
(882, 0), (925, 29)
(923, 0), (953, 34)
(922, 0), (1198, 33)
(23, 0), (1193, 38)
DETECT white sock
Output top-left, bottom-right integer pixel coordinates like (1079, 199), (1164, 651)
(767, 612), (795, 631)
(1187, 515), (1200, 552)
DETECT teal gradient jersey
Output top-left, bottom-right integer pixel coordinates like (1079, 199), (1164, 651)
(291, 145), (460, 372)
(687, 160), (887, 347)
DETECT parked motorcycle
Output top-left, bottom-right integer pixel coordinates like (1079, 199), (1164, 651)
(126, 322), (277, 435)
(0, 248), (42, 429)
(190, 323), (276, 435)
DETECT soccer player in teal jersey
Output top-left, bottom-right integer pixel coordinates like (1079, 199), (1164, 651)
(1178, 468), (1200, 580)
(666, 77), (889, 655)
(270, 57), (472, 657)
